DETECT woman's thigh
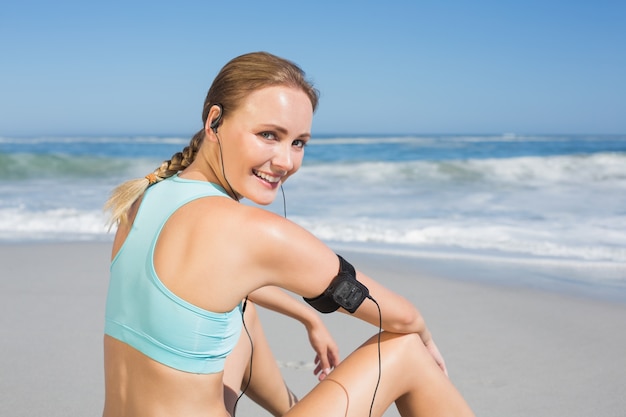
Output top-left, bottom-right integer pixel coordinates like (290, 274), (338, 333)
(285, 332), (444, 417)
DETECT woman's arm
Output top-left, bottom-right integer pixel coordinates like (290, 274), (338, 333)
(207, 203), (435, 350)
(348, 270), (447, 374)
(350, 270), (432, 343)
(242, 211), (433, 342)
(247, 286), (340, 380)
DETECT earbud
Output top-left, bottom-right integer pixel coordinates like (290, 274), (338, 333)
(209, 103), (223, 133)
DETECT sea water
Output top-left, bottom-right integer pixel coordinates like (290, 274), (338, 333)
(1, 134), (625, 298)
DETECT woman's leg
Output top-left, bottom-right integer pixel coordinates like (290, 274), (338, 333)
(285, 332), (474, 417)
(223, 302), (297, 417)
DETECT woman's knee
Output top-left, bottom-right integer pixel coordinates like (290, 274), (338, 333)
(375, 332), (432, 369)
(376, 331), (421, 350)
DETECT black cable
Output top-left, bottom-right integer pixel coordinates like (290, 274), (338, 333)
(213, 123), (287, 415)
(232, 297), (253, 416)
(215, 133), (239, 202)
(214, 128), (249, 415)
(366, 295), (382, 417)
(280, 184), (287, 218)
(220, 136), (286, 416)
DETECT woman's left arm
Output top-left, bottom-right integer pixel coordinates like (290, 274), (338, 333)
(248, 286), (340, 381)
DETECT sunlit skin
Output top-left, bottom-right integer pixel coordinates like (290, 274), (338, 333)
(183, 86), (313, 206)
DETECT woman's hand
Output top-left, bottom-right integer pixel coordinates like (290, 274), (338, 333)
(306, 317), (340, 381)
(424, 338), (448, 377)
(247, 286), (340, 380)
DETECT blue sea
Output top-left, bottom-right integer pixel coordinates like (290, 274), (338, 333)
(1, 134), (625, 299)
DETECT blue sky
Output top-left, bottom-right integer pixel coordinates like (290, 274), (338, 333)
(1, 0), (624, 136)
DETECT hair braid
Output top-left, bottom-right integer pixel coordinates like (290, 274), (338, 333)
(103, 129), (205, 227)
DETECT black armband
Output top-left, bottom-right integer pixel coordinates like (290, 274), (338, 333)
(303, 255), (369, 314)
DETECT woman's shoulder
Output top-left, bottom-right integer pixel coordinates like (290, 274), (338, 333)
(187, 196), (282, 223)
(165, 196), (289, 244)
(181, 197), (322, 257)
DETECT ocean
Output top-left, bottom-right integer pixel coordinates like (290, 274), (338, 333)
(1, 134), (625, 299)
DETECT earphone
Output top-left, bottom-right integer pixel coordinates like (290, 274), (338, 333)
(209, 103), (239, 202)
(209, 103), (223, 133)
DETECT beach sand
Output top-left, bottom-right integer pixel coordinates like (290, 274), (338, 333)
(1, 243), (625, 416)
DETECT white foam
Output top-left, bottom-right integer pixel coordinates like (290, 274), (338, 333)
(290, 216), (626, 264)
(0, 207), (111, 241)
(300, 152), (626, 187)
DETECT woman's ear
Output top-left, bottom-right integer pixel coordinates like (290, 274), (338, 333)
(204, 104), (223, 139)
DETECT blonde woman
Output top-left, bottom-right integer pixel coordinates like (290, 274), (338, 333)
(103, 51), (474, 417)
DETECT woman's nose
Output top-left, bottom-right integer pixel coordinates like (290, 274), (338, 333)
(272, 143), (293, 172)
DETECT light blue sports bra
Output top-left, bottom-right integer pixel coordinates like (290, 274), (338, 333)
(104, 174), (242, 374)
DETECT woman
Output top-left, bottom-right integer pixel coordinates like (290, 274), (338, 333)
(103, 51), (474, 417)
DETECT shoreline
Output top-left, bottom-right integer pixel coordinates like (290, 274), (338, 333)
(4, 239), (626, 305)
(2, 242), (626, 416)
(331, 241), (626, 304)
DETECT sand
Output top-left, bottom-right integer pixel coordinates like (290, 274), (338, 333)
(1, 242), (625, 416)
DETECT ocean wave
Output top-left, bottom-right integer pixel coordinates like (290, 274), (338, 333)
(292, 216), (626, 264)
(310, 136), (437, 145)
(3, 150), (623, 191)
(0, 135), (189, 145)
(2, 135), (624, 267)
(309, 133), (626, 144)
(300, 152), (626, 186)
(0, 207), (112, 241)
(0, 153), (161, 180)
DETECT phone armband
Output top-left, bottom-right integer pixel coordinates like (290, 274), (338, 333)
(303, 255), (369, 314)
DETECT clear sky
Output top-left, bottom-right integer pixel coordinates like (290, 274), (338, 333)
(1, 0), (625, 136)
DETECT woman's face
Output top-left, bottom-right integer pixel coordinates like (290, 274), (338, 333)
(216, 85), (313, 205)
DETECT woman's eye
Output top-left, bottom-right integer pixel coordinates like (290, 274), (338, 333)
(293, 139), (307, 149)
(260, 132), (276, 140)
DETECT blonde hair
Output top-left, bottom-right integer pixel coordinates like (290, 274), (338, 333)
(104, 52), (319, 226)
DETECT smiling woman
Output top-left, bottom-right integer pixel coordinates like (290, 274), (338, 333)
(102, 51), (474, 417)
(104, 52), (318, 224)
(206, 86), (312, 205)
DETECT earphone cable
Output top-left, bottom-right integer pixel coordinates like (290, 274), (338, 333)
(233, 297), (253, 416)
(280, 184), (287, 218)
(215, 133), (239, 202)
(366, 295), (382, 417)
